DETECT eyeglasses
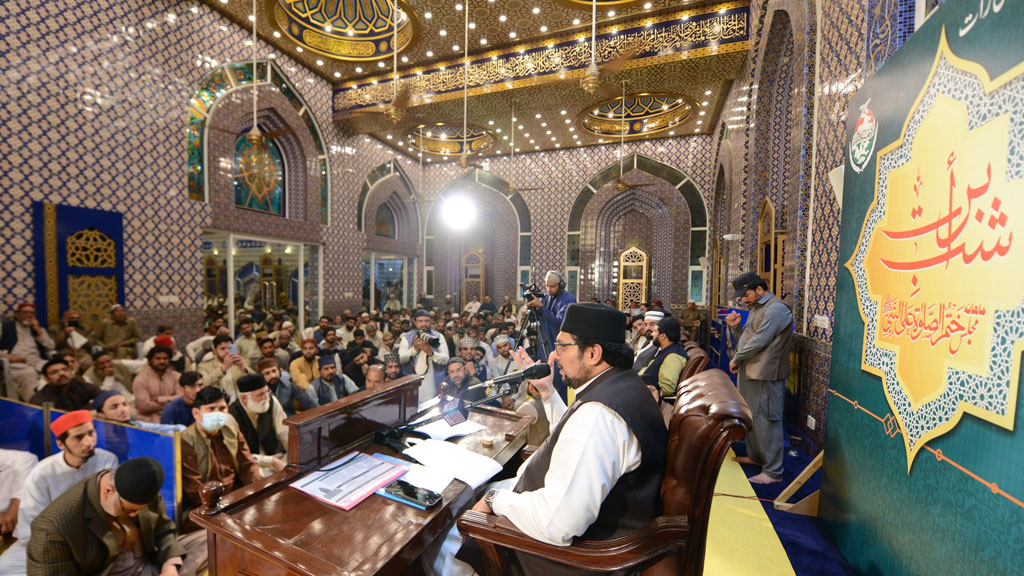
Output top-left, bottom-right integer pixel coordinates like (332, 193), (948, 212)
(553, 341), (579, 350)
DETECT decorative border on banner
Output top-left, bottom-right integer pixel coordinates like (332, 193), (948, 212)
(845, 29), (1024, 469)
(828, 388), (1024, 510)
(333, 1), (750, 116)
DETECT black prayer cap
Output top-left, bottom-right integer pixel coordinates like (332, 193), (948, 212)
(560, 303), (627, 343)
(237, 373), (267, 393)
(732, 271), (766, 298)
(115, 457), (165, 505)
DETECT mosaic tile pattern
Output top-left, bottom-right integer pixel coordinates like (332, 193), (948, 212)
(867, 0), (918, 75)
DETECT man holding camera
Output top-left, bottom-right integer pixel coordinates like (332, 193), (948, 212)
(524, 271), (576, 402)
(398, 309), (450, 401)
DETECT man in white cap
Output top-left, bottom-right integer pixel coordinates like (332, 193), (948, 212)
(631, 308), (665, 371)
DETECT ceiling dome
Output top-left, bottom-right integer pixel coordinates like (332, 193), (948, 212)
(273, 0), (418, 62)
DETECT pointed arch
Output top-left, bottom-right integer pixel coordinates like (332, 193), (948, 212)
(356, 159), (420, 242)
(566, 153), (708, 301)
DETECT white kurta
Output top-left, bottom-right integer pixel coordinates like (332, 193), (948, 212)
(0, 449), (39, 514)
(397, 330), (450, 401)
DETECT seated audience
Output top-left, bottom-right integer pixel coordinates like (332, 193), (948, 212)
(91, 304), (140, 360)
(342, 341), (371, 389)
(234, 318), (259, 364)
(2, 303), (55, 401)
(161, 371), (204, 428)
(198, 334), (252, 402)
(632, 309), (664, 371)
(337, 315), (358, 345)
(318, 327), (345, 355)
(288, 338), (320, 391)
(638, 316), (689, 400)
(257, 358), (316, 416)
(0, 411), (118, 575)
(48, 309), (92, 374)
(309, 355), (359, 404)
(472, 345), (490, 381)
(153, 333), (192, 374)
(363, 322), (383, 349)
(139, 324), (174, 357)
(94, 390), (184, 433)
(132, 345), (182, 423)
(179, 387), (260, 529)
(251, 336), (277, 370)
(229, 374), (288, 477)
(439, 358), (485, 402)
(0, 449), (38, 538)
(383, 354), (402, 381)
(82, 350), (135, 403)
(29, 358), (102, 411)
(273, 331), (297, 370)
(26, 457), (206, 575)
(364, 364), (386, 390)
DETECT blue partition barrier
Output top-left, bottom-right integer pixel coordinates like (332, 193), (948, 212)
(0, 398), (181, 524)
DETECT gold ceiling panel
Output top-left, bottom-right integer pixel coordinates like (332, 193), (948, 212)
(200, 0), (719, 82)
(366, 51), (745, 158)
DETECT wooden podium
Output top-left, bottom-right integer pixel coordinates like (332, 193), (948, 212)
(191, 376), (531, 576)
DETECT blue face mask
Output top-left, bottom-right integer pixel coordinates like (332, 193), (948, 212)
(200, 411), (228, 432)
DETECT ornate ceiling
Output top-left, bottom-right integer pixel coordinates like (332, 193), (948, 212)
(201, 0), (750, 159)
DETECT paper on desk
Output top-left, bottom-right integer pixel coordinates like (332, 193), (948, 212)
(403, 439), (502, 489)
(372, 453), (455, 494)
(414, 418), (486, 441)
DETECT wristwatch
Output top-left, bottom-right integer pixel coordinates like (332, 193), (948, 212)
(484, 488), (497, 512)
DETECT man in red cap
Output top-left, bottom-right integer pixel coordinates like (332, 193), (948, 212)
(1, 303), (55, 401)
(29, 358), (102, 411)
(0, 411), (118, 575)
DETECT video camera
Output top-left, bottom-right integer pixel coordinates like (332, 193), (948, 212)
(417, 330), (440, 347)
(521, 282), (544, 303)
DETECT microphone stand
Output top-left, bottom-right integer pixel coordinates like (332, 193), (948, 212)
(373, 385), (517, 453)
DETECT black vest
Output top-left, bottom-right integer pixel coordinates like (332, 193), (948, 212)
(513, 367), (667, 575)
(638, 341), (688, 390)
(228, 400), (282, 456)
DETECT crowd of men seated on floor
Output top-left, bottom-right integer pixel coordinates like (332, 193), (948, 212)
(0, 294), (708, 575)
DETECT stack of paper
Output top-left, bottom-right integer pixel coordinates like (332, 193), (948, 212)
(404, 439), (502, 489)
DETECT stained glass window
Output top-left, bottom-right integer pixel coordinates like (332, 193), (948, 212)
(233, 128), (285, 215)
(375, 204), (397, 238)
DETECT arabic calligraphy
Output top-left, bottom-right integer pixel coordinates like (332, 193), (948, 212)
(959, 0), (1006, 37)
(334, 9), (748, 112)
(863, 92), (1024, 409)
(880, 295), (986, 355)
(879, 154), (1012, 272)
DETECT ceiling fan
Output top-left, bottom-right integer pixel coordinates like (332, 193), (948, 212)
(458, 100), (542, 193)
(612, 79), (655, 193)
(551, 0), (636, 99)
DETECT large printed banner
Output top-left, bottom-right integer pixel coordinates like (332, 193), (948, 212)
(825, 1), (1024, 575)
(846, 14), (1024, 469)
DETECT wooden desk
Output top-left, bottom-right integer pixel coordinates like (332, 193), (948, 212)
(192, 377), (530, 576)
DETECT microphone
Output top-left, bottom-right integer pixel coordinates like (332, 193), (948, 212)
(467, 363), (551, 391)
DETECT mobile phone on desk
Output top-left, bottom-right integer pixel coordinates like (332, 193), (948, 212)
(384, 479), (442, 508)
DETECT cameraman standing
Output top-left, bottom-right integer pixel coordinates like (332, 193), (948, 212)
(525, 271), (576, 402)
(398, 309), (450, 402)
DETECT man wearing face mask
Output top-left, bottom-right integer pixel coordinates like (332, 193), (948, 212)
(228, 374), (288, 477)
(0, 411), (120, 575)
(26, 456), (206, 576)
(179, 387), (260, 531)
